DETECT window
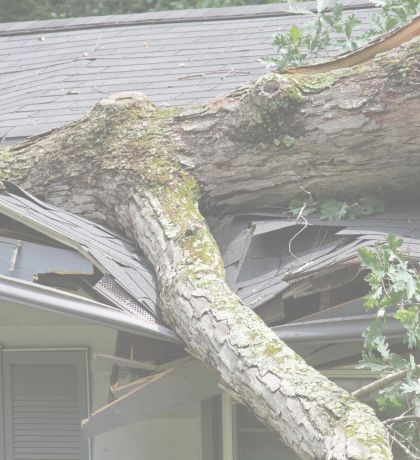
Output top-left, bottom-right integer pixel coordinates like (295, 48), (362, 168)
(0, 349), (89, 460)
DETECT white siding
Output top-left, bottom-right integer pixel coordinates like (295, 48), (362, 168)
(0, 300), (201, 460)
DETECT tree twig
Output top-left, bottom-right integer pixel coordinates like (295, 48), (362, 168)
(384, 415), (420, 424)
(1, 127), (14, 144)
(288, 179), (319, 265)
(93, 85), (111, 94)
(386, 424), (420, 458)
(388, 433), (420, 459)
(352, 368), (412, 399)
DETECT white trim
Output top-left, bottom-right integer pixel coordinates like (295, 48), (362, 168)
(85, 350), (92, 460)
(198, 398), (202, 460)
(320, 365), (380, 379)
(0, 345), (4, 460)
(222, 393), (234, 460)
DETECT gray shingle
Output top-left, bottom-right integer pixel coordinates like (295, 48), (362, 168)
(0, 186), (162, 321)
(0, 2), (381, 141)
(10, 123), (61, 137)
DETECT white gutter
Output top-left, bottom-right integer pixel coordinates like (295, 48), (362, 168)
(0, 274), (181, 344)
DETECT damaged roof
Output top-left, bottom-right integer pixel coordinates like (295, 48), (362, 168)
(207, 206), (420, 323)
(0, 0), (379, 144)
(0, 181), (161, 323)
(0, 180), (415, 349)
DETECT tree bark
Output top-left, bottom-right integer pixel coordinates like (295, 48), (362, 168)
(3, 35), (420, 460)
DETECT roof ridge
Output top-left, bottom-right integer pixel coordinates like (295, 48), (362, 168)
(0, 0), (375, 37)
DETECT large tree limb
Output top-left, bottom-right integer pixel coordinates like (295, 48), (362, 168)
(2, 34), (420, 460)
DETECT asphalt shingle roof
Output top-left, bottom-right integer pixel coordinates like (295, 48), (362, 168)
(0, 181), (161, 323)
(0, 0), (378, 143)
(208, 206), (420, 322)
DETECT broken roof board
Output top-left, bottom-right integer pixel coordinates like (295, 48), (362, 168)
(81, 358), (221, 438)
(0, 183), (161, 320)
(0, 0), (379, 143)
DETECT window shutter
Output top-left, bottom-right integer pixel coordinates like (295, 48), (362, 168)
(2, 350), (89, 460)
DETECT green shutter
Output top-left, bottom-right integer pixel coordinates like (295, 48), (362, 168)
(2, 350), (89, 460)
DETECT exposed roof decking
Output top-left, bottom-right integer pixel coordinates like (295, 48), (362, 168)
(0, 182), (161, 321)
(208, 206), (420, 316)
(0, 0), (378, 142)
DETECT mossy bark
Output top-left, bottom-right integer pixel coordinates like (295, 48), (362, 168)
(2, 37), (419, 460)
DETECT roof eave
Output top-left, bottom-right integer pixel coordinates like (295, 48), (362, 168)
(0, 274), (181, 343)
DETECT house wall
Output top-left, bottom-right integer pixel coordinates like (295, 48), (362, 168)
(0, 300), (201, 460)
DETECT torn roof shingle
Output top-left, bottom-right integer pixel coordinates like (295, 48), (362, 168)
(0, 182), (161, 322)
(209, 206), (420, 320)
(0, 0), (379, 143)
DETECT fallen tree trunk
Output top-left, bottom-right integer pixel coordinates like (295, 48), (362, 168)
(3, 34), (420, 460)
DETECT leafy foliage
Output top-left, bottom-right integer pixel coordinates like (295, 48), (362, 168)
(286, 196), (317, 216)
(356, 233), (420, 457)
(319, 198), (348, 221)
(285, 191), (385, 221)
(261, 0), (420, 70)
(0, 0), (285, 23)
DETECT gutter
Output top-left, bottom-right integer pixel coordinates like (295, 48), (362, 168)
(0, 274), (181, 344)
(272, 314), (406, 345)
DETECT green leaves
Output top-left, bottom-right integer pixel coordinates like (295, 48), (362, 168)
(356, 351), (389, 372)
(363, 317), (384, 350)
(360, 192), (385, 215)
(401, 379), (420, 393)
(285, 192), (385, 221)
(263, 0), (420, 70)
(356, 231), (420, 455)
(395, 306), (420, 348)
(317, 0), (335, 13)
(319, 199), (348, 221)
(376, 396), (405, 414)
(286, 197), (317, 217)
(344, 13), (361, 38)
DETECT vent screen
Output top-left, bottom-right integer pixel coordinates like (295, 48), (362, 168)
(94, 275), (156, 323)
(254, 295), (285, 325)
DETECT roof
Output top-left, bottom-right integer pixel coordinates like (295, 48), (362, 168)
(0, 180), (413, 357)
(0, 181), (161, 323)
(208, 205), (420, 321)
(0, 0), (379, 144)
